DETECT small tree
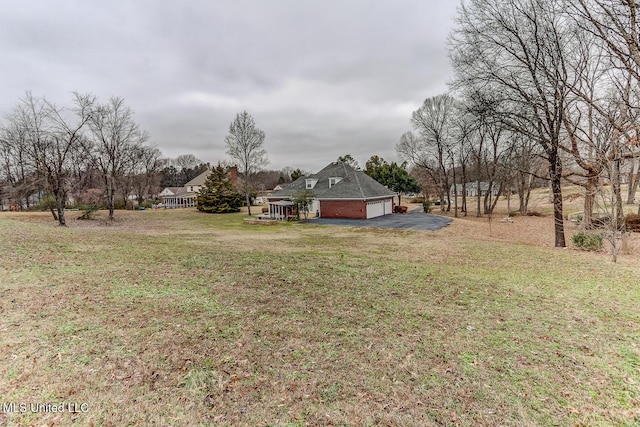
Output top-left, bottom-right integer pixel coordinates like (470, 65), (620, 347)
(196, 163), (243, 213)
(292, 189), (314, 219)
(337, 154), (360, 170)
(290, 168), (305, 182)
(224, 111), (268, 215)
(364, 156), (421, 205)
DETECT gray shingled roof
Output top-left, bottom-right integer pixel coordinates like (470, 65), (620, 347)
(270, 161), (396, 200)
(185, 170), (211, 187)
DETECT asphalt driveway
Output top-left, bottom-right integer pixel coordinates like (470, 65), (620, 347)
(306, 208), (452, 230)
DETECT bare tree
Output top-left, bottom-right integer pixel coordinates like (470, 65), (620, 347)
(450, 0), (573, 247)
(570, 0), (640, 83)
(507, 133), (546, 215)
(131, 146), (163, 208)
(174, 154), (205, 182)
(0, 118), (40, 210)
(224, 111), (268, 216)
(86, 97), (148, 220)
(451, 110), (476, 216)
(2, 92), (94, 225)
(462, 102), (510, 217)
(398, 94), (456, 213)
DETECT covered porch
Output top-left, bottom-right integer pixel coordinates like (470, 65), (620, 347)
(266, 200), (296, 221)
(161, 194), (197, 208)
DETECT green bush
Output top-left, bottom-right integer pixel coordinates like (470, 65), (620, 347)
(35, 194), (57, 211)
(114, 199), (127, 210)
(572, 231), (604, 251)
(423, 200), (432, 213)
(141, 199), (157, 209)
(77, 204), (99, 220)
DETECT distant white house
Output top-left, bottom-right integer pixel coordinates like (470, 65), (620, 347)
(159, 166), (238, 208)
(450, 182), (500, 198)
(159, 173), (205, 208)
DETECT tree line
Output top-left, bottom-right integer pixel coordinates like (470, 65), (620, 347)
(399, 0), (640, 255)
(0, 92), (157, 225)
(0, 96), (303, 224)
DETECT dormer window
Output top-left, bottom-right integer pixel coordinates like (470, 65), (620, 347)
(305, 179), (318, 189)
(328, 177), (342, 188)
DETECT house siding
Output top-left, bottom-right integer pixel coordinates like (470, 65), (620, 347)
(320, 200), (367, 219)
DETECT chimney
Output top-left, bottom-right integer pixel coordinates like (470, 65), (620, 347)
(229, 166), (238, 185)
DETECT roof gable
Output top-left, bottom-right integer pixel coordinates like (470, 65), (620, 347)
(159, 187), (182, 196)
(185, 170), (211, 187)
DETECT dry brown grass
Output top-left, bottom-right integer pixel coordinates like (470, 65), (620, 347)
(421, 185), (640, 261)
(0, 205), (639, 426)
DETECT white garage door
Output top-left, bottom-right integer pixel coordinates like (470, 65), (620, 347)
(311, 199), (320, 216)
(366, 200), (384, 218)
(384, 199), (392, 215)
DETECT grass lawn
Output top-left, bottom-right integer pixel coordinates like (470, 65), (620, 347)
(0, 209), (639, 426)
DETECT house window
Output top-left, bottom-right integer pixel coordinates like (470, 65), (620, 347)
(328, 177), (342, 188)
(189, 186), (194, 192)
(305, 179), (318, 189)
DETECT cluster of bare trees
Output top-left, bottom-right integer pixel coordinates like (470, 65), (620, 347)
(397, 94), (547, 221)
(400, 0), (640, 253)
(0, 92), (160, 225)
(160, 154), (210, 188)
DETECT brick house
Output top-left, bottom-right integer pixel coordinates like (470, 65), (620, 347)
(267, 161), (396, 219)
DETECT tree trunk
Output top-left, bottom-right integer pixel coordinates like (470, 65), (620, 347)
(483, 181), (493, 214)
(56, 192), (66, 226)
(489, 182), (502, 213)
(483, 188), (491, 214)
(461, 163), (468, 215)
(245, 192), (252, 216)
(49, 180), (65, 225)
(476, 177), (482, 217)
(461, 184), (467, 216)
(452, 167), (458, 218)
(519, 173), (533, 216)
(108, 188), (115, 220)
(612, 158), (625, 226)
(583, 177), (597, 229)
(626, 158), (639, 204)
(443, 175), (451, 212)
(522, 186), (531, 215)
(549, 154), (566, 247)
(517, 179), (526, 214)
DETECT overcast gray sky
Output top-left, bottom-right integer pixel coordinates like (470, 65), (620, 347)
(0, 1), (459, 172)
